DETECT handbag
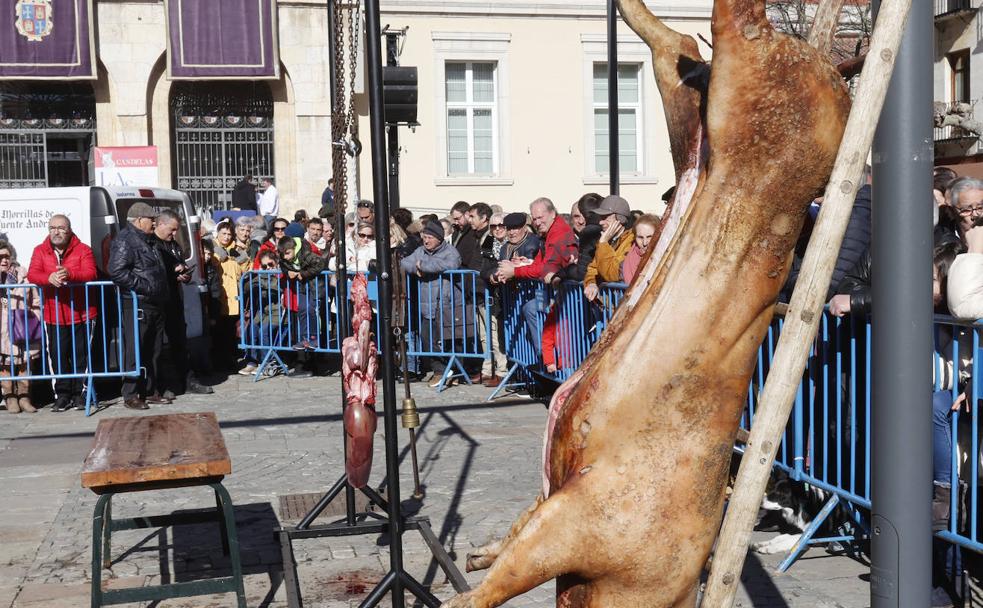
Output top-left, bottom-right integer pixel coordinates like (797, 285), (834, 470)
(10, 309), (43, 344)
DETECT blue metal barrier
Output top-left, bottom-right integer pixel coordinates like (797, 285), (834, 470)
(238, 269), (490, 389)
(0, 281), (141, 415)
(491, 279), (624, 399)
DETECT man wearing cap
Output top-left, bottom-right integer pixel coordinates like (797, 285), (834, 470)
(496, 213), (540, 263)
(108, 202), (170, 410)
(583, 195), (635, 302)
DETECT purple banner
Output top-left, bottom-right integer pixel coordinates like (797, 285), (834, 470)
(166, 0), (279, 80)
(0, 0), (95, 79)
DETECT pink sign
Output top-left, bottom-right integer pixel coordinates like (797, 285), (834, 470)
(93, 146), (159, 187)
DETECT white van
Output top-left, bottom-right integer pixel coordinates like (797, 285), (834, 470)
(0, 186), (205, 339)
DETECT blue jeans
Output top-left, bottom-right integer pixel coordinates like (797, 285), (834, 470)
(933, 389), (954, 486)
(521, 298), (542, 356)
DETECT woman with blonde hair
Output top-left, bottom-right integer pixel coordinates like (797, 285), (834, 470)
(0, 240), (39, 413)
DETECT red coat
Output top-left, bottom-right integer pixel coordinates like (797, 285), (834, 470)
(27, 234), (98, 325)
(514, 216), (577, 281)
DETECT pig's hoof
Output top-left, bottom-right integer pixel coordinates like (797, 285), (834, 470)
(466, 541), (501, 572)
(440, 591), (478, 608)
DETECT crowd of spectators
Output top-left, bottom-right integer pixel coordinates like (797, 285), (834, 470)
(0, 168), (671, 413)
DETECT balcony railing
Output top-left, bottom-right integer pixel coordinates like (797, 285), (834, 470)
(936, 0), (976, 20)
(935, 100), (978, 144)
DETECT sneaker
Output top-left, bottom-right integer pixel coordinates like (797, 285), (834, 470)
(429, 374), (446, 388)
(145, 393), (172, 405)
(292, 340), (310, 351)
(162, 390), (177, 401)
(264, 363), (284, 377)
(52, 396), (73, 412)
(238, 363), (258, 376)
(287, 367), (313, 379)
(483, 375), (503, 388)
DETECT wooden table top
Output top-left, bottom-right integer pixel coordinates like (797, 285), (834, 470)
(81, 412), (231, 492)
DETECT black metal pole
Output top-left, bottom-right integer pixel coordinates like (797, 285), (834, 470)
(870, 1), (933, 606)
(364, 0), (407, 604)
(386, 33), (401, 212)
(606, 0), (619, 195)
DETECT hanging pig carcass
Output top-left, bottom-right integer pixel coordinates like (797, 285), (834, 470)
(441, 1), (851, 606)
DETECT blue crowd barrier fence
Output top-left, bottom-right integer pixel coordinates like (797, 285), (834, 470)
(496, 279), (980, 574)
(237, 269), (491, 389)
(0, 281), (141, 415)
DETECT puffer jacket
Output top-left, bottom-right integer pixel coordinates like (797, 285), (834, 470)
(27, 233), (98, 325)
(514, 216), (577, 281)
(107, 224), (168, 305)
(212, 241), (251, 316)
(400, 241), (475, 340)
(949, 253), (983, 321)
(0, 264), (41, 358)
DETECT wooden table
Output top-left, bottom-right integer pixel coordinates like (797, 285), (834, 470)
(81, 412), (246, 607)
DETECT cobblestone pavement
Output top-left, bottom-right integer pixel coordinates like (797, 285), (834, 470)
(0, 373), (871, 607)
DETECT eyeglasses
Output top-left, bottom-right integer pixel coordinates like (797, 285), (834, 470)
(262, 263), (277, 269)
(491, 223), (505, 228)
(958, 204), (983, 216)
(0, 253), (10, 260)
(357, 233), (374, 239)
(273, 225), (287, 232)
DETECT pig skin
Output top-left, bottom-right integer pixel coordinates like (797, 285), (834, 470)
(441, 1), (851, 607)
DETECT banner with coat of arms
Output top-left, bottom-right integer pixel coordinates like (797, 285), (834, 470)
(0, 0), (95, 79)
(165, 0), (280, 80)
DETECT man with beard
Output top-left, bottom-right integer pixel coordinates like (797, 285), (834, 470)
(27, 214), (98, 411)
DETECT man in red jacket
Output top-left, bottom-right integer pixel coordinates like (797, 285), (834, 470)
(27, 215), (98, 412)
(496, 197), (577, 355)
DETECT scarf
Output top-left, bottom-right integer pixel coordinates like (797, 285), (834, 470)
(621, 243), (645, 286)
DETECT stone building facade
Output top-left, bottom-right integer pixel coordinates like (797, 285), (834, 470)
(0, 0), (714, 216)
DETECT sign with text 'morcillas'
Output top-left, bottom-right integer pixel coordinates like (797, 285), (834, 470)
(165, 0), (280, 80)
(0, 0), (96, 79)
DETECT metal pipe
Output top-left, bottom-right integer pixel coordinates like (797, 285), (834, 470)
(870, 1), (932, 605)
(386, 32), (401, 211)
(606, 0), (619, 194)
(363, 0), (408, 602)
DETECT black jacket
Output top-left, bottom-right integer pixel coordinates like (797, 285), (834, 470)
(835, 248), (871, 317)
(153, 236), (187, 304)
(232, 179), (257, 211)
(780, 184), (872, 302)
(558, 224), (602, 283)
(109, 224), (169, 305)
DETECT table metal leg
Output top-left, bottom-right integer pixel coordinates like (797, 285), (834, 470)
(278, 529), (303, 608)
(214, 487), (230, 556)
(91, 493), (112, 608)
(210, 483), (247, 608)
(102, 497), (112, 569)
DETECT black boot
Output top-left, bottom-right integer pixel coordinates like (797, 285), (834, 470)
(934, 483), (952, 533)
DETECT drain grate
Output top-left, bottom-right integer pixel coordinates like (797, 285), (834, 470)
(278, 490), (378, 522)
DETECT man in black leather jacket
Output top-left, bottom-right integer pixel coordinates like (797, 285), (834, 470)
(108, 202), (169, 410)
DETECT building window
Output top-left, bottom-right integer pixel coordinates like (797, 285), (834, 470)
(949, 49), (970, 103)
(592, 62), (642, 175)
(445, 61), (498, 176)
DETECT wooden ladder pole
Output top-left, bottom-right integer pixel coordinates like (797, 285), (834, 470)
(701, 1), (913, 606)
(808, 0), (847, 56)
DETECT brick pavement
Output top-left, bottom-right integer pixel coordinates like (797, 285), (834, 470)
(0, 373), (872, 607)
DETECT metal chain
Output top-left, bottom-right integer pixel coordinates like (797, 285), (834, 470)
(330, 0), (361, 218)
